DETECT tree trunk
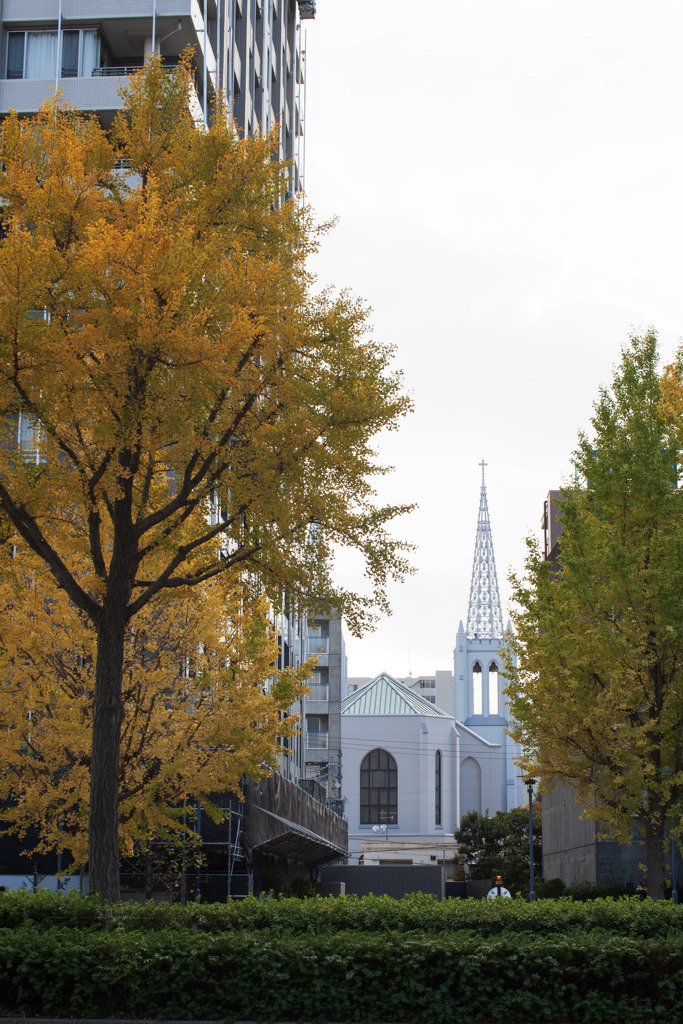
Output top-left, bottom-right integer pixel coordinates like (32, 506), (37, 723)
(88, 615), (126, 901)
(646, 823), (666, 900)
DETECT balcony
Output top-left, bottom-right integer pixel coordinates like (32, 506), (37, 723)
(0, 63), (205, 125)
(307, 636), (329, 655)
(306, 683), (329, 701)
(2, 1), (218, 25)
(304, 732), (328, 750)
(0, 75), (124, 117)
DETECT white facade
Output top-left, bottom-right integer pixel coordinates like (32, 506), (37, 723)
(342, 674), (459, 860)
(342, 467), (526, 862)
(453, 621), (525, 813)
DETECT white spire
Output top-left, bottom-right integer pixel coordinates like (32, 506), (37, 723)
(467, 460), (504, 640)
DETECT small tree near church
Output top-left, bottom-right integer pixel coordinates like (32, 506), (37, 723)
(506, 332), (683, 899)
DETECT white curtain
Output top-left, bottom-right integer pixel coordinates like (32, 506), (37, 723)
(25, 32), (57, 80)
(79, 31), (100, 77)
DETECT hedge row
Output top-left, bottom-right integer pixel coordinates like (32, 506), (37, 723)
(0, 924), (681, 1023)
(2, 888), (683, 938)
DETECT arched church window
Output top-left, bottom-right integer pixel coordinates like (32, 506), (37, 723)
(472, 661), (483, 715)
(489, 661), (499, 716)
(360, 748), (397, 825)
(435, 750), (442, 826)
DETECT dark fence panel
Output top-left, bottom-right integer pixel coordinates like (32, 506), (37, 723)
(319, 864), (444, 899)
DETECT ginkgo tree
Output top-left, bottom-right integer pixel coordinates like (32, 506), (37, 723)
(505, 332), (683, 899)
(0, 537), (308, 868)
(0, 58), (412, 899)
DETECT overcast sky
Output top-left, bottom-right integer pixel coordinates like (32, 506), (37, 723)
(302, 0), (683, 679)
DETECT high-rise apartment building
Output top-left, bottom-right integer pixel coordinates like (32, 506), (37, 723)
(4, 0), (344, 782)
(0, 0), (312, 193)
(0, 2), (348, 891)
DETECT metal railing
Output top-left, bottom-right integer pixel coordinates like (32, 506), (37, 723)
(306, 683), (329, 700)
(307, 636), (329, 654)
(304, 731), (328, 749)
(92, 63), (180, 77)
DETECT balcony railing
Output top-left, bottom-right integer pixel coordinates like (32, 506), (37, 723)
(307, 637), (329, 655)
(306, 683), (329, 701)
(304, 732), (328, 750)
(93, 64), (180, 77)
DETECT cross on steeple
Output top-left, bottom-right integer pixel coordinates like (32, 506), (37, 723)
(467, 461), (504, 641)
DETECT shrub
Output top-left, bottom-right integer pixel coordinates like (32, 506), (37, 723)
(0, 924), (682, 1022)
(2, 888), (683, 939)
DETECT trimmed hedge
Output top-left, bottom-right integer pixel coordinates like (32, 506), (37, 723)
(0, 923), (682, 1023)
(2, 887), (683, 938)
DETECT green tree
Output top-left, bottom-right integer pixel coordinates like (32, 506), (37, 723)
(454, 806), (541, 890)
(506, 331), (683, 899)
(0, 59), (412, 899)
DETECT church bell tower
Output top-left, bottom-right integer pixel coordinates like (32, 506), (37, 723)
(453, 462), (525, 814)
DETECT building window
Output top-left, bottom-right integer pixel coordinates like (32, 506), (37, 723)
(7, 30), (100, 81)
(489, 661), (499, 716)
(472, 661), (483, 715)
(435, 749), (442, 826)
(360, 748), (397, 824)
(304, 714), (328, 749)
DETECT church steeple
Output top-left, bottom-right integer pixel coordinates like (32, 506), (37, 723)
(466, 460), (504, 640)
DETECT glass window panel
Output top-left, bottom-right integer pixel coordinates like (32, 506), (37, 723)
(25, 32), (57, 79)
(80, 30), (100, 76)
(61, 30), (79, 77)
(360, 748), (398, 826)
(435, 750), (442, 826)
(7, 34), (24, 79)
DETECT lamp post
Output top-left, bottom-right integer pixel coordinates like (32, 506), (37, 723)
(526, 777), (537, 902)
(672, 832), (679, 904)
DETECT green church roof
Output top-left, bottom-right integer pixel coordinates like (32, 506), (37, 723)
(341, 672), (450, 717)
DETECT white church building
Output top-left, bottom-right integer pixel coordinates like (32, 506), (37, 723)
(342, 464), (526, 861)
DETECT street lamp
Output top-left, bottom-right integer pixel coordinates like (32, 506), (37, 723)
(525, 777), (537, 902)
(372, 824), (388, 840)
(672, 832), (679, 904)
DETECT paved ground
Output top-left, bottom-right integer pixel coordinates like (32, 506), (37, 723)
(0, 1019), (535, 1024)
(0, 1019), (543, 1024)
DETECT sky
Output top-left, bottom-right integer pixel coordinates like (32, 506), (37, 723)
(301, 0), (683, 679)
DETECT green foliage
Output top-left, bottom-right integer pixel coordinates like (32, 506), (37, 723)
(534, 876), (566, 898)
(454, 806), (542, 890)
(506, 331), (683, 898)
(3, 888), (683, 938)
(1, 908), (683, 1022)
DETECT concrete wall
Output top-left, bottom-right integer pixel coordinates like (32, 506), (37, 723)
(541, 782), (598, 885)
(542, 780), (656, 889)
